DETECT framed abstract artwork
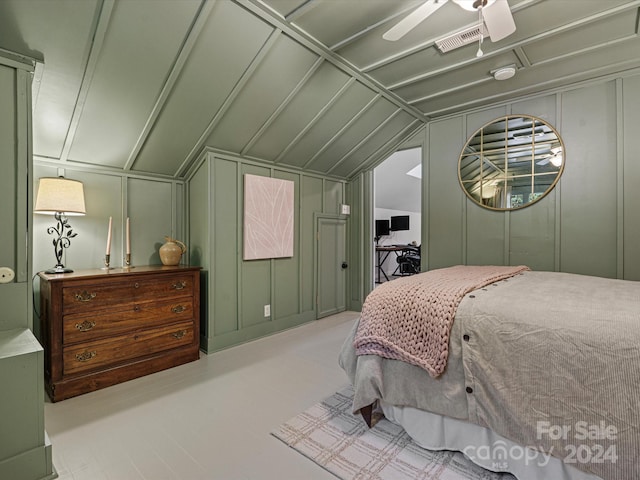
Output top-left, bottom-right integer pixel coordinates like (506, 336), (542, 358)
(243, 174), (294, 260)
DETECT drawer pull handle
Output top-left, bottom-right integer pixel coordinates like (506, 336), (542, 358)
(134, 282), (140, 289)
(172, 330), (187, 339)
(75, 320), (96, 332)
(75, 291), (96, 302)
(171, 305), (186, 313)
(172, 281), (187, 290)
(133, 305), (140, 312)
(76, 351), (96, 362)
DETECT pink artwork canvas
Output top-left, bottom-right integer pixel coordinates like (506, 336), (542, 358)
(243, 174), (294, 260)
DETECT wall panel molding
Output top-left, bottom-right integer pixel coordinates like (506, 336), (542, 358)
(423, 71), (639, 280)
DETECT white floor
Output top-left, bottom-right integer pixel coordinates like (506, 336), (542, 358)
(45, 311), (360, 480)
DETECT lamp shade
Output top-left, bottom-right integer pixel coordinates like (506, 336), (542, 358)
(34, 177), (86, 216)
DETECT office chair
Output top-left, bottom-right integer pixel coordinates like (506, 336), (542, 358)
(395, 245), (420, 275)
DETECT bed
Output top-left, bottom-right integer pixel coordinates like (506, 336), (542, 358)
(338, 265), (640, 480)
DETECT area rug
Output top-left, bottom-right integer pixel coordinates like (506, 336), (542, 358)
(272, 385), (513, 480)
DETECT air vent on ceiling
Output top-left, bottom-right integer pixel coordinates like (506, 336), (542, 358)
(435, 24), (488, 53)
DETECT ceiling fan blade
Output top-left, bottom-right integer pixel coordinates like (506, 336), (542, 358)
(383, 0), (448, 41)
(482, 0), (516, 42)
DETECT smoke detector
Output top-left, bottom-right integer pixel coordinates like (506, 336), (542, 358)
(492, 65), (516, 80)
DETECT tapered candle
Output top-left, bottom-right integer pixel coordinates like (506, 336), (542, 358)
(106, 216), (112, 255)
(126, 217), (131, 255)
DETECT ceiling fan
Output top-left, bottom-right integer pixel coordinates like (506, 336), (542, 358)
(536, 147), (563, 167)
(383, 0), (516, 50)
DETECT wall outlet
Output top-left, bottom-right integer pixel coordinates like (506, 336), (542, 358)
(264, 304), (271, 317)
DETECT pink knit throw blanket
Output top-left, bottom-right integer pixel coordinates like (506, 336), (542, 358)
(354, 265), (530, 377)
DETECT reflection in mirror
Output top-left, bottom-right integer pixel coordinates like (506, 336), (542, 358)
(458, 115), (565, 210)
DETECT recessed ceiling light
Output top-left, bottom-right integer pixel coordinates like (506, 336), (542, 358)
(493, 66), (516, 80)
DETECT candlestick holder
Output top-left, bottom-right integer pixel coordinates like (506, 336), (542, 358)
(124, 253), (132, 269)
(102, 254), (112, 270)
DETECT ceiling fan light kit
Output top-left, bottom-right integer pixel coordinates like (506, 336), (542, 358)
(451, 0), (496, 12)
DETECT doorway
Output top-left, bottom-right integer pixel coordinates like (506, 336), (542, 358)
(373, 147), (422, 285)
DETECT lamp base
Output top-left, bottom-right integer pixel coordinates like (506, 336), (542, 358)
(45, 266), (74, 274)
(43, 212), (78, 275)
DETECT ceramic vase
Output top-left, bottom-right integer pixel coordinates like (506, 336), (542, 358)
(159, 236), (186, 266)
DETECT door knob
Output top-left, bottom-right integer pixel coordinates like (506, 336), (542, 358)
(341, 262), (348, 269)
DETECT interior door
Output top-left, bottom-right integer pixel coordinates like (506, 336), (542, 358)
(316, 216), (347, 318)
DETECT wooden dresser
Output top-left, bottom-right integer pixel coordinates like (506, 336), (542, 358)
(38, 265), (201, 402)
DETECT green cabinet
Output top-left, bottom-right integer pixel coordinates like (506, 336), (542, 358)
(0, 330), (53, 480)
(0, 53), (55, 479)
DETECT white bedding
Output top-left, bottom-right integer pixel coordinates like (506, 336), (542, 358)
(340, 269), (640, 480)
(381, 402), (603, 480)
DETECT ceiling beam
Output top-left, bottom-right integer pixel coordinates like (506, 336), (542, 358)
(366, 0), (639, 79)
(59, 0), (115, 163)
(424, 59), (640, 118)
(408, 76), (493, 105)
(239, 0), (428, 123)
(329, 2), (424, 51)
(347, 120), (424, 178)
(397, 12), (640, 107)
(513, 46), (532, 68)
(327, 109), (403, 176)
(176, 28), (282, 177)
(361, 0), (539, 73)
(284, 0), (318, 21)
(125, 0), (216, 171)
(273, 77), (356, 164)
(302, 93), (381, 170)
(240, 57), (325, 157)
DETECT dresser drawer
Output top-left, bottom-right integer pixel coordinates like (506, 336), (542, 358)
(63, 296), (194, 345)
(62, 274), (195, 314)
(62, 321), (195, 376)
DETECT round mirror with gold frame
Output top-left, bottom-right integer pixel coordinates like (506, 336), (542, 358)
(458, 115), (565, 211)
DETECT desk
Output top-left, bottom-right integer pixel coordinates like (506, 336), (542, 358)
(375, 245), (412, 283)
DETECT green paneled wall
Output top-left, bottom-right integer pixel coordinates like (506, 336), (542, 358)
(32, 166), (184, 277)
(274, 170), (301, 319)
(187, 160), (210, 341)
(623, 75), (640, 280)
(32, 165), (185, 341)
(426, 116), (464, 269)
(423, 73), (640, 280)
(301, 176), (323, 312)
(213, 159), (239, 335)
(324, 180), (343, 215)
(345, 178), (361, 309)
(128, 178), (174, 266)
(188, 152), (347, 353)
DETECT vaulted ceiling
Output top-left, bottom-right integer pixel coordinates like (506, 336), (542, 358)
(1, 0), (638, 180)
